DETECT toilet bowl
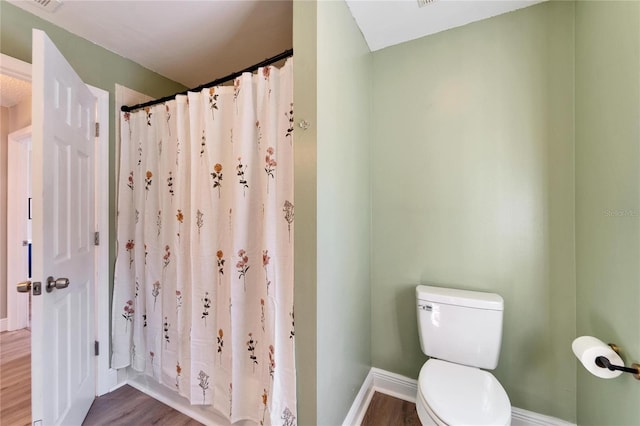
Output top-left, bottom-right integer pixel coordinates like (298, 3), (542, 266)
(416, 359), (511, 426)
(415, 285), (512, 426)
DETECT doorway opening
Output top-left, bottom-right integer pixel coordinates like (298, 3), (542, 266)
(7, 126), (33, 331)
(1, 50), (112, 425)
(1, 71), (33, 426)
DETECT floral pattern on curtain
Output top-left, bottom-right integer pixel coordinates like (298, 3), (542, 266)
(112, 60), (296, 425)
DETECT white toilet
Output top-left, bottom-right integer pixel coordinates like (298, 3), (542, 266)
(415, 285), (511, 426)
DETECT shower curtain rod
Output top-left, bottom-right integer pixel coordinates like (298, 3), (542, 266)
(121, 48), (293, 113)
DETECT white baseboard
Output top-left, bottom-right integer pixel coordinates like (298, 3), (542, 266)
(343, 367), (576, 426)
(108, 380), (128, 394)
(510, 407), (575, 426)
(342, 371), (375, 426)
(0, 318), (7, 332)
(126, 371), (233, 426)
(96, 368), (118, 397)
(370, 367), (417, 403)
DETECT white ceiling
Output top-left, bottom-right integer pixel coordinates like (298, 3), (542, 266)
(0, 74), (31, 108)
(346, 0), (546, 52)
(5, 0), (544, 90)
(7, 0), (293, 87)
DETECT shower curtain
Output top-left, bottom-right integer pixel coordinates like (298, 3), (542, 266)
(112, 60), (296, 425)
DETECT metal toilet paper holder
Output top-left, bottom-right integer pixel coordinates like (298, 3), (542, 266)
(596, 344), (640, 380)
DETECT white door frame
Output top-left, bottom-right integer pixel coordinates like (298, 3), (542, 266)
(89, 84), (116, 396)
(1, 55), (31, 333)
(6, 125), (32, 331)
(1, 53), (114, 396)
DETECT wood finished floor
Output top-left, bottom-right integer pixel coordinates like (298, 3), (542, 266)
(361, 392), (421, 426)
(1, 330), (414, 426)
(82, 385), (202, 426)
(0, 328), (31, 426)
(0, 329), (199, 426)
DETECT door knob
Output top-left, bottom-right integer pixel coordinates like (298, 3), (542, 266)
(17, 281), (31, 293)
(46, 276), (70, 293)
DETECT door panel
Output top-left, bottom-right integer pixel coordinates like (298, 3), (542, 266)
(31, 29), (96, 425)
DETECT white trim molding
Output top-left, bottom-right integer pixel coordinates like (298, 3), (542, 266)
(342, 370), (375, 426)
(0, 318), (7, 332)
(88, 85), (116, 397)
(125, 370), (228, 426)
(343, 368), (417, 426)
(510, 407), (576, 426)
(344, 367), (576, 426)
(0, 54), (31, 81)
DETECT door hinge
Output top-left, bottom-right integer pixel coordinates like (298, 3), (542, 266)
(95, 122), (100, 137)
(94, 231), (100, 246)
(94, 341), (99, 356)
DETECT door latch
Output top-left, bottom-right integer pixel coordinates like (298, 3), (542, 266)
(17, 280), (42, 295)
(17, 281), (31, 293)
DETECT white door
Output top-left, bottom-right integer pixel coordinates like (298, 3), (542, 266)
(31, 29), (96, 425)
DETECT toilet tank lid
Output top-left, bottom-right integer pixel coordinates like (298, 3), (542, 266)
(416, 285), (503, 311)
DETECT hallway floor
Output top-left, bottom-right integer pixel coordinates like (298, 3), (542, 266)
(0, 329), (199, 426)
(0, 328), (31, 426)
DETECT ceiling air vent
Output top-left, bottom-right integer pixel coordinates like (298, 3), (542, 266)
(417, 0), (437, 7)
(31, 0), (63, 13)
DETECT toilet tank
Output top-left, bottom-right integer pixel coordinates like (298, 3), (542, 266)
(416, 285), (504, 370)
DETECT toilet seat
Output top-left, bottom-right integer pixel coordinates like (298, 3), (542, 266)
(417, 387), (446, 426)
(417, 359), (511, 426)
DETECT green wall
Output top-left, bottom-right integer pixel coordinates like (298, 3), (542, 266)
(316, 1), (372, 425)
(370, 2), (577, 421)
(6, 1), (639, 424)
(575, 1), (640, 425)
(293, 1), (373, 424)
(0, 1), (187, 300)
(292, 1), (318, 424)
